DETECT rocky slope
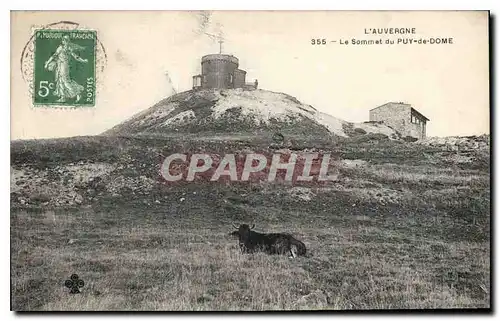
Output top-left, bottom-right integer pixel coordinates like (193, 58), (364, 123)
(10, 133), (490, 208)
(103, 88), (398, 138)
(418, 135), (490, 150)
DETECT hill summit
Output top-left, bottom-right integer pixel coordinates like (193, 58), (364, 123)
(104, 88), (397, 138)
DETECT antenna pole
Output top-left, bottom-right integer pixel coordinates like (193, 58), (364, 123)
(218, 39), (223, 54)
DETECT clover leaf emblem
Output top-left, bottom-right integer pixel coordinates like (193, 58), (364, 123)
(64, 274), (84, 294)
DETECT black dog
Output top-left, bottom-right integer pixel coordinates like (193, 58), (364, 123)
(230, 223), (307, 258)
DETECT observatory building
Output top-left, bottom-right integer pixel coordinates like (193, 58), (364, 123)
(369, 102), (429, 140)
(192, 53), (258, 90)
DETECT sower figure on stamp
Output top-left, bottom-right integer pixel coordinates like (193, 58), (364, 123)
(44, 35), (88, 103)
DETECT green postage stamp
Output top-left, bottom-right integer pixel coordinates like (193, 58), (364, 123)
(33, 29), (96, 107)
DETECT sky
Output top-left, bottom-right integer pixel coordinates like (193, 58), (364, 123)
(11, 11), (489, 139)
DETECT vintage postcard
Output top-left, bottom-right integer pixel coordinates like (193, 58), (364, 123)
(10, 11), (490, 311)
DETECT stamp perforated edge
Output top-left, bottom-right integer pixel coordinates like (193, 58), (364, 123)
(31, 29), (98, 108)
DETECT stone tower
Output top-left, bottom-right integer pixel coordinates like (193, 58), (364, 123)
(192, 53), (257, 90)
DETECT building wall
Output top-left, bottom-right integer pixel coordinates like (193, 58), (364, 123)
(201, 54), (239, 89)
(233, 69), (246, 88)
(192, 75), (202, 89)
(370, 103), (411, 135)
(369, 103), (427, 139)
(409, 110), (427, 139)
(407, 123), (425, 139)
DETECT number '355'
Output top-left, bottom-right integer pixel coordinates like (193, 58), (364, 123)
(311, 39), (327, 45)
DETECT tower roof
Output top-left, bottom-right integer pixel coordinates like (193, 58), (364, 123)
(201, 54), (239, 65)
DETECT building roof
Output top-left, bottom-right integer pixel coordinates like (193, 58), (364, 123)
(411, 107), (430, 121)
(201, 54), (239, 65)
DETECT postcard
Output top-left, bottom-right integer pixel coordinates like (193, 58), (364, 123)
(10, 10), (490, 311)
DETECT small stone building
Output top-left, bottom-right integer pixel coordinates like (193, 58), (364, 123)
(192, 54), (258, 90)
(369, 102), (429, 139)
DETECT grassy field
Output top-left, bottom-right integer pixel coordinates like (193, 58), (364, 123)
(10, 135), (490, 311)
